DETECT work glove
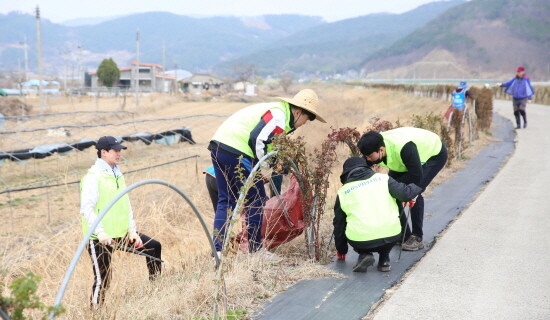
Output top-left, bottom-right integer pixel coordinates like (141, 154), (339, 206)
(96, 231), (113, 246)
(404, 200), (416, 208)
(337, 253), (346, 261)
(128, 231), (143, 248)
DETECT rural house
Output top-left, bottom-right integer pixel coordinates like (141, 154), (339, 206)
(180, 74), (226, 95)
(85, 61), (176, 93)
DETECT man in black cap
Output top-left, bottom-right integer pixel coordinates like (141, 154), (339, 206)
(333, 157), (421, 273)
(80, 136), (162, 308)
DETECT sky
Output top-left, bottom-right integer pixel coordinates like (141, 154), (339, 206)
(2, 0), (448, 23)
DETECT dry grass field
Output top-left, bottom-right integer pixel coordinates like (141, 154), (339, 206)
(0, 83), (490, 319)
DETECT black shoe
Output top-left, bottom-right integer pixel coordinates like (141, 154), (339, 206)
(516, 125), (521, 129)
(353, 253), (375, 273)
(523, 122), (527, 128)
(377, 255), (391, 272)
(402, 235), (425, 251)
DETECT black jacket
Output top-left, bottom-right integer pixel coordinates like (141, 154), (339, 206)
(333, 166), (422, 254)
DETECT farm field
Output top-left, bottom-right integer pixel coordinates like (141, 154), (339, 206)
(0, 83), (490, 318)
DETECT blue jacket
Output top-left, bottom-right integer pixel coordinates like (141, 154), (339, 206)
(501, 76), (535, 99)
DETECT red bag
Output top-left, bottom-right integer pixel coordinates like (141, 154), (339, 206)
(237, 176), (305, 251)
(444, 105), (453, 120)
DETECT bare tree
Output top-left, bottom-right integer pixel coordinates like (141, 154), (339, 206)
(232, 62), (256, 83)
(11, 71), (26, 96)
(279, 71), (294, 94)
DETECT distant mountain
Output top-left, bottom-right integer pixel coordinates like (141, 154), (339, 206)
(0, 12), (324, 75)
(361, 0), (550, 79)
(216, 0), (466, 76)
(60, 15), (127, 27)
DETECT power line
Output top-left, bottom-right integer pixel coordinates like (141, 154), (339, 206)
(0, 113), (228, 135)
(0, 155), (199, 195)
(2, 110), (134, 120)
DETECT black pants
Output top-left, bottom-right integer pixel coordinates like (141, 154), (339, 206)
(348, 241), (394, 259)
(87, 233), (161, 306)
(512, 98), (527, 127)
(390, 144), (448, 239)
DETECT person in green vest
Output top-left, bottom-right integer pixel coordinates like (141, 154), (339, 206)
(333, 157), (421, 272)
(80, 136), (162, 307)
(357, 127), (447, 251)
(209, 89), (326, 260)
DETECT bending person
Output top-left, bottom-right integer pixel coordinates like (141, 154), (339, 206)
(209, 89), (326, 259)
(357, 127), (447, 251)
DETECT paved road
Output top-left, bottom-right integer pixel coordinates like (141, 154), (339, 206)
(373, 100), (550, 319)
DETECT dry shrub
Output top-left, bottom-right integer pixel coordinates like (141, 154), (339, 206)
(410, 112), (455, 166)
(470, 87), (493, 131)
(0, 97), (33, 116)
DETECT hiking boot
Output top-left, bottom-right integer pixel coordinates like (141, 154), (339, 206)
(377, 255), (391, 272)
(402, 235), (424, 251)
(352, 253), (375, 273)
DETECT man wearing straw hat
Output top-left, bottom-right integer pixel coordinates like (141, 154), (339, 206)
(80, 136), (162, 308)
(209, 89), (325, 260)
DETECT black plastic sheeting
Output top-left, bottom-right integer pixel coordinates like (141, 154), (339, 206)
(0, 128), (195, 162)
(258, 114), (515, 320)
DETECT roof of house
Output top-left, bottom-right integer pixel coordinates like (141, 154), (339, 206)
(130, 61), (163, 68)
(155, 74), (176, 80)
(181, 73), (225, 83)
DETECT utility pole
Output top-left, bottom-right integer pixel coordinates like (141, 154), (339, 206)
(174, 62), (178, 94)
(36, 6), (45, 115)
(135, 28), (140, 108)
(78, 45), (84, 89)
(162, 40), (166, 72)
(23, 35), (29, 81)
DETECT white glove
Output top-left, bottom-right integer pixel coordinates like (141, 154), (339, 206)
(128, 231), (143, 248)
(495, 83), (502, 87)
(96, 231), (113, 246)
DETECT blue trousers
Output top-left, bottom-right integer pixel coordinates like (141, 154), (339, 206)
(211, 148), (266, 252)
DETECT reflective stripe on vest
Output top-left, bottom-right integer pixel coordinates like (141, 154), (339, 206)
(81, 171), (130, 239)
(381, 127), (442, 172)
(337, 174), (400, 242)
(452, 90), (466, 110)
(211, 101), (292, 158)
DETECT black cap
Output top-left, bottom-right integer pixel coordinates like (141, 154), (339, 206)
(96, 136), (127, 151)
(340, 157), (367, 183)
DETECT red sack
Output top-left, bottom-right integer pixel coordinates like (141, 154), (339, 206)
(237, 176), (305, 251)
(444, 105), (453, 120)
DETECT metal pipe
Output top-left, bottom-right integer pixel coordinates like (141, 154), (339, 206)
(50, 179), (216, 319)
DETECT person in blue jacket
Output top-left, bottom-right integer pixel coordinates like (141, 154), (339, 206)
(496, 66), (535, 129)
(451, 81), (473, 111)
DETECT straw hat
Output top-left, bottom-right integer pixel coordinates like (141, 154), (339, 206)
(278, 89), (326, 123)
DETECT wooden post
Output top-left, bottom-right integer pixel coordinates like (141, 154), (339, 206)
(36, 6), (45, 115)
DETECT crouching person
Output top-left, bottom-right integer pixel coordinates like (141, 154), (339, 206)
(333, 157), (421, 273)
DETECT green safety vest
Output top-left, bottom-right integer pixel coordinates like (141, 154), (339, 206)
(337, 174), (401, 242)
(81, 170), (131, 239)
(381, 127), (442, 172)
(211, 101), (293, 158)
